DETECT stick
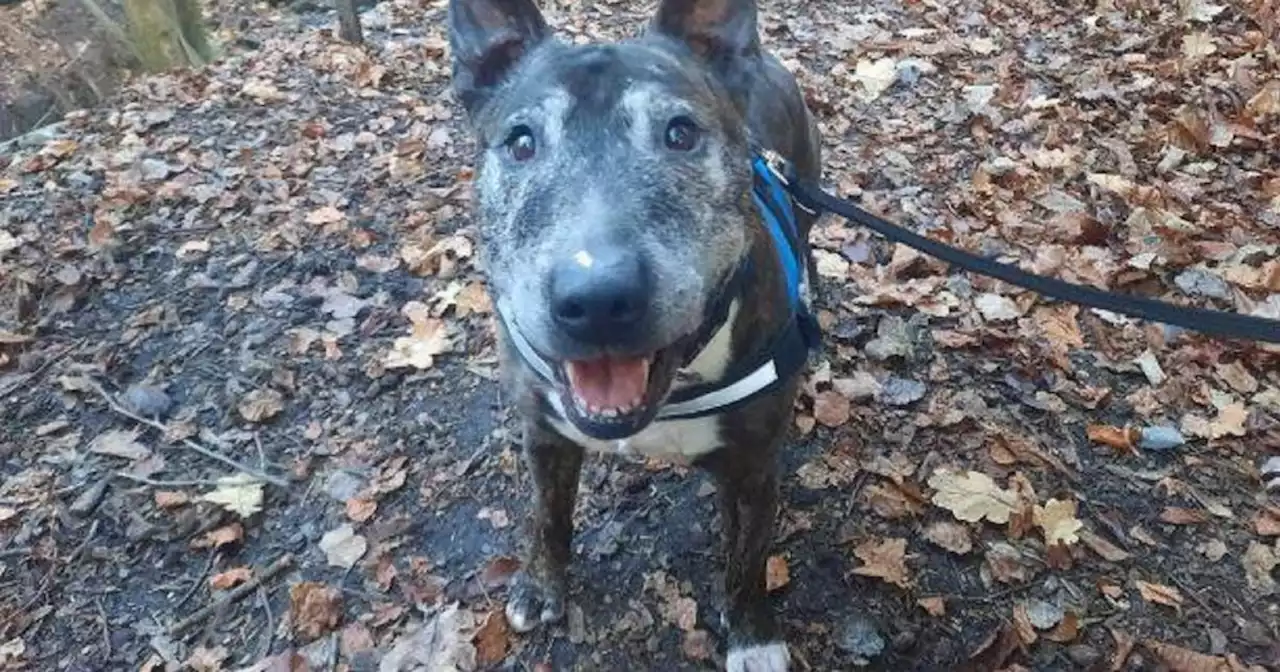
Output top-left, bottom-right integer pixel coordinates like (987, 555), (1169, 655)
(0, 340), (82, 400)
(169, 553), (294, 636)
(87, 381), (288, 488)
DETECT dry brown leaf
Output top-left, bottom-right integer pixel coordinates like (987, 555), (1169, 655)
(1143, 638), (1234, 672)
(928, 469), (1018, 524)
(923, 521), (972, 555)
(1078, 529), (1130, 562)
(473, 608), (511, 666)
(319, 524), (368, 569)
(184, 646), (227, 672)
(479, 556), (521, 590)
(238, 388), (284, 423)
(381, 604), (477, 671)
(154, 490), (190, 509)
(917, 596), (946, 617)
(1086, 423), (1137, 452)
(851, 537), (912, 589)
(210, 566), (253, 590)
(199, 475), (264, 518)
(1253, 508), (1280, 537)
(1160, 507), (1209, 525)
(289, 582), (343, 641)
(1135, 580), (1184, 613)
(1033, 498), (1083, 547)
(385, 312), (452, 370)
(1044, 612), (1080, 643)
(1242, 541), (1278, 595)
(1011, 603), (1037, 646)
(766, 555), (790, 592)
(984, 542), (1032, 585)
(864, 483), (924, 520)
(812, 390), (851, 427)
(88, 428), (152, 461)
(345, 497), (377, 523)
(191, 523), (244, 549)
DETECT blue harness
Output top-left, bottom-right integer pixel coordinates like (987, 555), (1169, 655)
(500, 152), (820, 422)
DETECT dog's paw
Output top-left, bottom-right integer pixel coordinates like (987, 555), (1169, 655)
(726, 642), (790, 672)
(504, 574), (566, 633)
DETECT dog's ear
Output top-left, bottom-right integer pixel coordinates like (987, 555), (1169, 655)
(650, 0), (760, 102)
(447, 0), (551, 118)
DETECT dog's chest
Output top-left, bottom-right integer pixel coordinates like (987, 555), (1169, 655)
(550, 413), (724, 460)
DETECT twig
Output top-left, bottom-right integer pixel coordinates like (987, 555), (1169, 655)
(169, 553), (294, 636)
(113, 472), (225, 488)
(174, 551), (219, 612)
(96, 597), (111, 658)
(0, 340), (82, 400)
(256, 585), (274, 660)
(87, 381), (288, 488)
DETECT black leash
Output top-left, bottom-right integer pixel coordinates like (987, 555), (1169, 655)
(763, 152), (1280, 345)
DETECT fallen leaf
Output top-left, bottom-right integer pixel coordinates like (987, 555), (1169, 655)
(290, 582), (342, 641)
(813, 390), (851, 427)
(766, 555), (790, 592)
(1179, 0), (1225, 22)
(928, 469), (1019, 524)
(852, 57), (898, 102)
(319, 524), (368, 569)
(1160, 507), (1209, 525)
(1242, 541), (1278, 595)
(384, 315), (451, 370)
(1078, 529), (1130, 562)
(1254, 509), (1280, 537)
(199, 474), (265, 518)
(923, 521), (973, 555)
(210, 567), (253, 590)
(238, 388), (284, 423)
(346, 497), (377, 523)
(1033, 498), (1083, 547)
(473, 608), (511, 666)
(975, 293), (1021, 322)
(154, 490), (190, 509)
(184, 646), (227, 672)
(851, 537), (912, 589)
(88, 428), (151, 461)
(192, 523), (244, 549)
(1143, 638), (1234, 671)
(1045, 611), (1080, 643)
(1135, 580), (1184, 613)
(1012, 603), (1037, 645)
(984, 542), (1032, 584)
(1086, 424), (1137, 452)
(917, 596), (946, 617)
(305, 206), (346, 227)
(479, 556), (521, 590)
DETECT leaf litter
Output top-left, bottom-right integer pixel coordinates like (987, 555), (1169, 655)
(0, 0), (1277, 669)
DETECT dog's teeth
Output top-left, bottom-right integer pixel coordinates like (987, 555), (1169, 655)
(599, 407), (617, 418)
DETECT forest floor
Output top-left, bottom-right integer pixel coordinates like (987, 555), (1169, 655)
(1, 0), (1279, 670)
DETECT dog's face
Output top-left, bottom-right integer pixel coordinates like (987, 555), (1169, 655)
(449, 0), (763, 439)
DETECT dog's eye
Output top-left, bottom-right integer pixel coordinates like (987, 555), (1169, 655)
(505, 125), (536, 162)
(663, 116), (700, 152)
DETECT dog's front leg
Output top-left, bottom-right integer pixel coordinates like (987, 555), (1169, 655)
(505, 421), (583, 633)
(706, 447), (789, 672)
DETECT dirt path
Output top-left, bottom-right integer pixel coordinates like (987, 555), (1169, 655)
(1, 0), (1278, 670)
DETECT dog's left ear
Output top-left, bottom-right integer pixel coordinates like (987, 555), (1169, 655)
(650, 0), (760, 104)
(448, 0), (551, 119)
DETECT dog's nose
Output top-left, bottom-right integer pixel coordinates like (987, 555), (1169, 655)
(549, 247), (650, 343)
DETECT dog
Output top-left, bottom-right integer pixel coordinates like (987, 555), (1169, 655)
(447, 0), (823, 669)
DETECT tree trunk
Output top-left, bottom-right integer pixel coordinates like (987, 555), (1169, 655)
(336, 0), (362, 44)
(121, 0), (215, 72)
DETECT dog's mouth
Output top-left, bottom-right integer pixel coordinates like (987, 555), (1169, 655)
(554, 345), (683, 440)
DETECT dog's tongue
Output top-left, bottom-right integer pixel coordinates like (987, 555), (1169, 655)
(565, 356), (650, 413)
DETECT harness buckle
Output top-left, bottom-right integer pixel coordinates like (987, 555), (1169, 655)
(760, 148), (791, 186)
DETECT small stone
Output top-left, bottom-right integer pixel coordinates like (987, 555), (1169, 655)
(865, 315), (913, 361)
(1025, 599), (1064, 629)
(123, 383), (173, 419)
(1138, 425), (1185, 451)
(1174, 268), (1231, 300)
(836, 614), (885, 660)
(1207, 627), (1228, 655)
(1066, 644), (1100, 666)
(139, 158), (172, 182)
(880, 377), (927, 406)
(70, 479), (109, 517)
(323, 471), (363, 502)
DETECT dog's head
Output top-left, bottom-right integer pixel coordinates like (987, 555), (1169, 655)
(448, 0), (763, 439)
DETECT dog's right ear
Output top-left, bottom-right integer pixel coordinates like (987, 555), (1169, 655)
(447, 0), (550, 118)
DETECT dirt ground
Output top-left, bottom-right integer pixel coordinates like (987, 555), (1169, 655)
(2, 0), (1279, 670)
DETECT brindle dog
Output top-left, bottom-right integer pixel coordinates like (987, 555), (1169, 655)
(447, 0), (822, 669)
